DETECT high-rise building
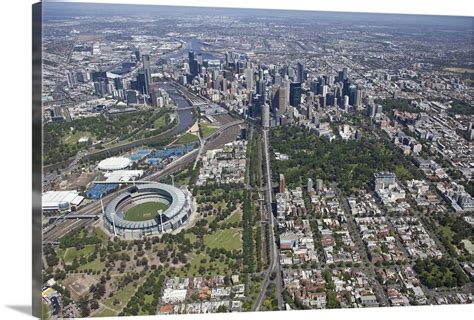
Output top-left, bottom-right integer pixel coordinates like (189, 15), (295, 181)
(189, 51), (199, 77)
(142, 54), (151, 95)
(296, 62), (304, 83)
(290, 82), (302, 107)
(244, 68), (254, 91)
(137, 71), (147, 95)
(342, 67), (348, 81)
(277, 86), (288, 114)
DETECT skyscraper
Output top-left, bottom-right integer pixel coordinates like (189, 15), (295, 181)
(142, 54), (151, 95)
(290, 82), (302, 107)
(277, 86), (288, 114)
(296, 62), (304, 83)
(244, 68), (254, 91)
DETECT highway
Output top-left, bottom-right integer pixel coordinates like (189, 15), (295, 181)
(255, 129), (283, 311)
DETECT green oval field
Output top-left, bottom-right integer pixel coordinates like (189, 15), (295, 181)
(123, 202), (169, 221)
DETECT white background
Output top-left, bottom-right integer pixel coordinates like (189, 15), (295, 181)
(0, 0), (472, 319)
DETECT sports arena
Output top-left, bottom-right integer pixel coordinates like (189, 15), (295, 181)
(103, 183), (193, 239)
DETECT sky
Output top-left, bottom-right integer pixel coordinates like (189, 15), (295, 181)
(43, 0), (474, 17)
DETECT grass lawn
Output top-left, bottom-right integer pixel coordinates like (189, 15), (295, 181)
(224, 210), (241, 224)
(176, 132), (198, 144)
(184, 233), (197, 243)
(77, 257), (105, 272)
(200, 122), (219, 138)
(103, 282), (138, 311)
(93, 308), (117, 318)
(153, 115), (168, 130)
(63, 130), (93, 145)
(94, 227), (109, 240)
(124, 202), (169, 221)
(63, 245), (96, 263)
(204, 228), (241, 251)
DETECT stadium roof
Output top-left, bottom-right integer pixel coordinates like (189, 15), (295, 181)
(98, 157), (132, 171)
(104, 183), (187, 230)
(42, 190), (84, 210)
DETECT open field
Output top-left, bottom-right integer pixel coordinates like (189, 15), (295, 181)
(62, 130), (93, 145)
(204, 228), (242, 251)
(93, 308), (117, 318)
(153, 114), (168, 130)
(200, 122), (219, 138)
(63, 245), (95, 263)
(124, 202), (169, 221)
(224, 210), (242, 224)
(176, 132), (198, 144)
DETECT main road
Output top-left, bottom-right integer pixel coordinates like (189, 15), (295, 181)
(255, 129), (283, 311)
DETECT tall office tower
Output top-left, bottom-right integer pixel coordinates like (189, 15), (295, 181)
(328, 75), (335, 85)
(342, 78), (350, 95)
(327, 93), (335, 107)
(338, 70), (344, 82)
(188, 51), (199, 77)
(197, 53), (203, 65)
(367, 103), (376, 118)
(224, 51), (230, 67)
(296, 62), (304, 83)
(137, 71), (147, 95)
(279, 174), (286, 194)
(285, 80), (290, 104)
(262, 103), (270, 128)
(310, 80), (318, 93)
(290, 82), (302, 107)
(348, 84), (357, 106)
(355, 88), (362, 109)
(251, 94), (263, 118)
(342, 67), (348, 81)
(142, 54), (151, 95)
(322, 85), (329, 98)
(244, 68), (254, 90)
(134, 49), (140, 62)
(343, 95), (349, 109)
(277, 86), (288, 114)
(258, 68), (264, 81)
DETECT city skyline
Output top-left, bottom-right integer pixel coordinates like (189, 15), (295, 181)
(39, 2), (473, 319)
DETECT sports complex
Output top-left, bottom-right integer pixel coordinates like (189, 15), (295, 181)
(103, 183), (193, 239)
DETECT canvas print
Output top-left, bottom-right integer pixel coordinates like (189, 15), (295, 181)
(39, 1), (473, 318)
